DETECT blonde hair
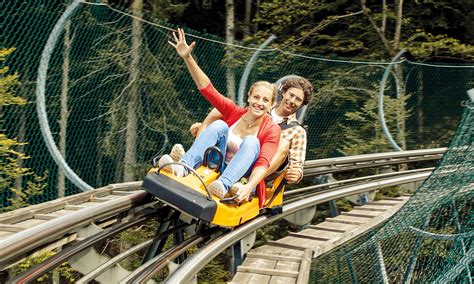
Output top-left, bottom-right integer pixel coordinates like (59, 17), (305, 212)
(248, 81), (277, 104)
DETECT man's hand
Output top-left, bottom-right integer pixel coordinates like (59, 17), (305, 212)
(189, 122), (202, 137)
(285, 166), (302, 184)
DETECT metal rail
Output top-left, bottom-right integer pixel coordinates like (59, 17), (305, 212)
(121, 227), (220, 284)
(0, 148), (445, 280)
(285, 167), (433, 198)
(66, 168), (431, 282)
(76, 221), (191, 283)
(10, 208), (164, 284)
(0, 184), (148, 269)
(4, 172), (428, 282)
(165, 172), (431, 283)
(303, 148), (445, 176)
(0, 182), (142, 226)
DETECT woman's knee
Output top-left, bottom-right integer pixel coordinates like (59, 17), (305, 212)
(207, 120), (228, 132)
(240, 136), (260, 155)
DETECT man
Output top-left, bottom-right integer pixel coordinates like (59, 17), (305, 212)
(186, 76), (313, 185)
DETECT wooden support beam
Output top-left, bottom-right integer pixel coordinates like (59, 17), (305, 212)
(288, 232), (331, 241)
(237, 266), (299, 278)
(266, 241), (307, 251)
(246, 252), (302, 262)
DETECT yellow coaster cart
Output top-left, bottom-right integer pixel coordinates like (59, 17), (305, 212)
(142, 146), (286, 228)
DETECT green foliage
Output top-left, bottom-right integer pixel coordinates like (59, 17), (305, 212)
(419, 227), (455, 258)
(7, 172), (48, 211)
(79, 12), (195, 181)
(255, 220), (292, 247)
(249, 1), (473, 60)
(107, 222), (159, 272)
(336, 198), (354, 212)
(340, 91), (411, 155)
(197, 254), (231, 283)
(375, 186), (404, 200)
(0, 134), (30, 189)
(0, 48), (25, 106)
(0, 48), (47, 212)
(147, 0), (189, 20)
(404, 31), (474, 60)
(304, 62), (412, 157)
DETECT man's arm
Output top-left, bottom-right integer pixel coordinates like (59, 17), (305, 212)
(265, 139), (290, 177)
(286, 127), (307, 183)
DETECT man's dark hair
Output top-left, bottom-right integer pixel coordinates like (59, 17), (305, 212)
(281, 77), (313, 106)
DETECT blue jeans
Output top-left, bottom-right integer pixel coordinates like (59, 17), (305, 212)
(181, 120), (260, 192)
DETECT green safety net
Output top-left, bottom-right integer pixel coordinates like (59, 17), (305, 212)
(310, 101), (473, 283)
(0, 1), (473, 210)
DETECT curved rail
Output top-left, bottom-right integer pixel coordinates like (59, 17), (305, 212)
(0, 182), (147, 269)
(10, 209), (164, 284)
(0, 182), (142, 227)
(0, 148), (445, 279)
(166, 172), (431, 283)
(121, 227), (220, 284)
(284, 167), (433, 200)
(303, 147), (445, 176)
(63, 167), (431, 282)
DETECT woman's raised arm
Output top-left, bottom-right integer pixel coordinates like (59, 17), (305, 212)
(168, 28), (209, 88)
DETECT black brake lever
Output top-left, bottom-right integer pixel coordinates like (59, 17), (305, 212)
(220, 195), (238, 204)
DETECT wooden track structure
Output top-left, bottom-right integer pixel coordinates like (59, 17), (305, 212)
(0, 149), (446, 282)
(231, 196), (410, 283)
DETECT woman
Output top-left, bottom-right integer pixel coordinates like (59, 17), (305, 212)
(160, 28), (280, 203)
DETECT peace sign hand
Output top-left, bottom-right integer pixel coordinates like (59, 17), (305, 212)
(168, 28), (196, 59)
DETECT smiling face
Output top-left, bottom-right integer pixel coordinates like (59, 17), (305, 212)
(247, 84), (275, 117)
(278, 87), (305, 117)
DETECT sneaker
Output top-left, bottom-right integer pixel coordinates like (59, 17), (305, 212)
(170, 144), (185, 162)
(208, 180), (227, 199)
(158, 154), (185, 177)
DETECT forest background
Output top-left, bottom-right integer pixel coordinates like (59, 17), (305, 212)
(1, 0), (473, 209)
(0, 0), (473, 281)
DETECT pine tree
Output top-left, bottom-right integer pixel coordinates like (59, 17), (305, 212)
(0, 48), (46, 211)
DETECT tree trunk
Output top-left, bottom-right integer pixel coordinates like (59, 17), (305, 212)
(393, 64), (407, 150)
(417, 69), (424, 142)
(14, 104), (26, 197)
(115, 131), (125, 182)
(225, 0), (236, 101)
(393, 0), (406, 150)
(243, 0), (252, 37)
(393, 0), (403, 52)
(362, 0), (407, 150)
(381, 0), (387, 34)
(58, 20), (71, 197)
(254, 0), (260, 33)
(96, 123), (103, 187)
(123, 0), (142, 182)
(14, 69), (30, 202)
